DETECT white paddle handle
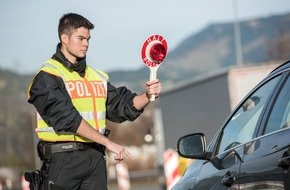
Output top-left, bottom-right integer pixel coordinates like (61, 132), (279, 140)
(149, 67), (158, 101)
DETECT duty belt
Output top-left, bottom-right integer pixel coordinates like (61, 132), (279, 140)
(38, 141), (99, 160)
(38, 129), (110, 161)
(46, 142), (96, 153)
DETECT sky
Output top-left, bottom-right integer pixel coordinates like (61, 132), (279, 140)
(1, 0), (290, 75)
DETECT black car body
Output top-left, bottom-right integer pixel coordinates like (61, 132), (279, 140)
(172, 60), (290, 190)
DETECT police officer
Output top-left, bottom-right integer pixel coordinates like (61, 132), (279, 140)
(27, 13), (162, 190)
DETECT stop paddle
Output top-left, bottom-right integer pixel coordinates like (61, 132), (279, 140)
(141, 34), (168, 101)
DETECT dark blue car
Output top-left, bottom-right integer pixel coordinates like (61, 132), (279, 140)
(172, 60), (290, 190)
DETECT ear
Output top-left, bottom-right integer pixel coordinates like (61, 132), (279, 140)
(61, 34), (69, 44)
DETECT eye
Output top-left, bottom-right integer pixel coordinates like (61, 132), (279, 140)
(79, 37), (90, 42)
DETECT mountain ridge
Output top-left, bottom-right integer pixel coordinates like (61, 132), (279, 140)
(1, 12), (290, 93)
(108, 12), (290, 92)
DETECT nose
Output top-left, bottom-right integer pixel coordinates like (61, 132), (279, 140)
(83, 39), (89, 47)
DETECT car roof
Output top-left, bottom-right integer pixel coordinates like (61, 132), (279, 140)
(268, 59), (290, 76)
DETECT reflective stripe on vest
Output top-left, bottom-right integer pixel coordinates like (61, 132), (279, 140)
(33, 59), (108, 142)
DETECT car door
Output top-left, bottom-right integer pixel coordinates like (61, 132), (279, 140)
(238, 72), (290, 189)
(193, 73), (283, 190)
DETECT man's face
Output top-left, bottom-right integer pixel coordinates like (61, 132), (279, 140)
(62, 27), (91, 63)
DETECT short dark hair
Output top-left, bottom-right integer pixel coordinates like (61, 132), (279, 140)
(58, 13), (94, 40)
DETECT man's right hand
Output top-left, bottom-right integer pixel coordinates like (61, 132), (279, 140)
(106, 140), (134, 163)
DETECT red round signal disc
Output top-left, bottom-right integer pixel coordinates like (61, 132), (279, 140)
(141, 34), (168, 67)
(150, 43), (166, 62)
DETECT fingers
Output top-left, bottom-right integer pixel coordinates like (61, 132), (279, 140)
(146, 79), (162, 98)
(114, 146), (134, 163)
(146, 79), (159, 85)
(106, 140), (134, 163)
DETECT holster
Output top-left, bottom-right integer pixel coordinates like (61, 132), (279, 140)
(24, 170), (42, 190)
(24, 166), (65, 190)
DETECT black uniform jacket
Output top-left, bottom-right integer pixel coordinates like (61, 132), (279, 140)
(28, 44), (143, 133)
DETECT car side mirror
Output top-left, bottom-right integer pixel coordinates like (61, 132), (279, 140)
(177, 133), (207, 159)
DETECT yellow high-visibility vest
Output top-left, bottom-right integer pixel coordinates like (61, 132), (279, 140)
(30, 59), (108, 142)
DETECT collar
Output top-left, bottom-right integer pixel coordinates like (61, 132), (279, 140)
(51, 43), (87, 77)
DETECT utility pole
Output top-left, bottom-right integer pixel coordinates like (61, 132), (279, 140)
(154, 107), (166, 190)
(233, 0), (243, 66)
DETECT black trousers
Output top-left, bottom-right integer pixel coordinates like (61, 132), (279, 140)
(47, 145), (107, 190)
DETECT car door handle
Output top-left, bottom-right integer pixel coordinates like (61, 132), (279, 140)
(222, 172), (236, 187)
(277, 156), (290, 171)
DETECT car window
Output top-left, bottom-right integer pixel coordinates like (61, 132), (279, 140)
(265, 74), (290, 134)
(217, 75), (281, 154)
